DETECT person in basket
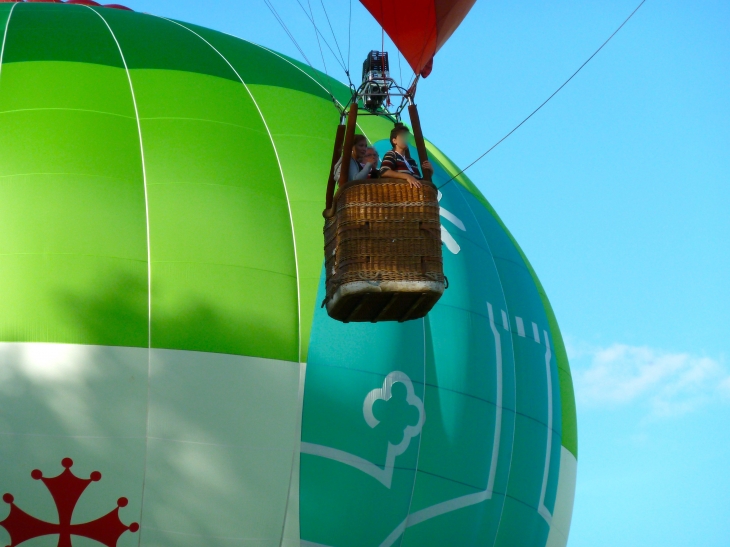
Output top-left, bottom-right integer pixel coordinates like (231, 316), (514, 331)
(379, 125), (433, 188)
(361, 147), (380, 179)
(333, 134), (377, 182)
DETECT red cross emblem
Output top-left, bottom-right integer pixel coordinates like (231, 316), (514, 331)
(0, 458), (139, 547)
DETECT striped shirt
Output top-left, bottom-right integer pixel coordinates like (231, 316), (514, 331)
(379, 150), (421, 179)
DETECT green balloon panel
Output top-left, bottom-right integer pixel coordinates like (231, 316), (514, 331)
(0, 3), (577, 547)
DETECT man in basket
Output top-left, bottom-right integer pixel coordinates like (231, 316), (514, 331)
(379, 125), (433, 189)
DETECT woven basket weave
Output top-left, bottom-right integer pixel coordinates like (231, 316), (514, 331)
(323, 177), (445, 322)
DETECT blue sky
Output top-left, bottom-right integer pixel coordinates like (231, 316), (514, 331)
(119, 1), (729, 544)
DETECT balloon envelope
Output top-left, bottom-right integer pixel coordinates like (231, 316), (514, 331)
(0, 3), (576, 547)
(360, 0), (477, 76)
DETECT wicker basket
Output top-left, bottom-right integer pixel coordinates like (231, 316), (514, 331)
(323, 177), (445, 322)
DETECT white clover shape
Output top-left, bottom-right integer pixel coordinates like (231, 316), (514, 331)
(299, 371), (426, 489)
(437, 190), (466, 254)
(363, 371), (425, 459)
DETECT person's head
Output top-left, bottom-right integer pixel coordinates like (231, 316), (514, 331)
(352, 134), (368, 161)
(362, 146), (379, 165)
(390, 125), (411, 151)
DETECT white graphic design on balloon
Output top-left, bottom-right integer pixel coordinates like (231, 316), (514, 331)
(438, 190), (466, 255)
(300, 371), (425, 489)
(363, 371), (425, 459)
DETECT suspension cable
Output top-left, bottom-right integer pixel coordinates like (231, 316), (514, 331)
(319, 0), (349, 82)
(437, 0), (647, 190)
(306, 0), (328, 75)
(262, 0), (313, 67)
(347, 0), (352, 80)
(260, 2), (346, 116)
(294, 0), (348, 74)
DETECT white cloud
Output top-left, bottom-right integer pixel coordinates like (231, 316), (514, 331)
(571, 342), (728, 418)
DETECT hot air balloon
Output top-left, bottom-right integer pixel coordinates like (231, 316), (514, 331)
(0, 2), (577, 547)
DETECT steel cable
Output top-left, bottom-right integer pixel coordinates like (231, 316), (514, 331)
(438, 0), (647, 189)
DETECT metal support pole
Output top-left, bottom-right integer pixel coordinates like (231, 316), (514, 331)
(339, 104), (360, 186)
(323, 122), (346, 216)
(408, 103), (432, 182)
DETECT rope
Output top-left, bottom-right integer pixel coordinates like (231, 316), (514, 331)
(264, 0), (350, 109)
(262, 0), (313, 67)
(295, 0), (348, 74)
(348, 0), (352, 79)
(319, 0), (349, 82)
(406, 67), (418, 95)
(438, 0), (647, 190)
(306, 0), (328, 75)
(380, 0), (385, 78)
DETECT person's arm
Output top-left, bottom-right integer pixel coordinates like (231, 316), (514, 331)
(333, 156), (343, 182)
(378, 151), (396, 178)
(421, 160), (433, 178)
(381, 155), (421, 188)
(352, 163), (374, 180)
(407, 157), (431, 180)
(351, 158), (373, 181)
(380, 151), (421, 188)
(381, 168), (422, 188)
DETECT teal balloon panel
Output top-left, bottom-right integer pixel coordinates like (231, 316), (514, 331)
(300, 143), (563, 546)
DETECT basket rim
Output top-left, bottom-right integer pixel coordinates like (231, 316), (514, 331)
(324, 176), (438, 217)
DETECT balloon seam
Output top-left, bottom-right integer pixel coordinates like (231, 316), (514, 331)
(450, 183), (517, 547)
(84, 9), (153, 546)
(0, 2), (18, 85)
(157, 16), (303, 365)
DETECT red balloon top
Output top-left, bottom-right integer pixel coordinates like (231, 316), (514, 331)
(360, 0), (475, 77)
